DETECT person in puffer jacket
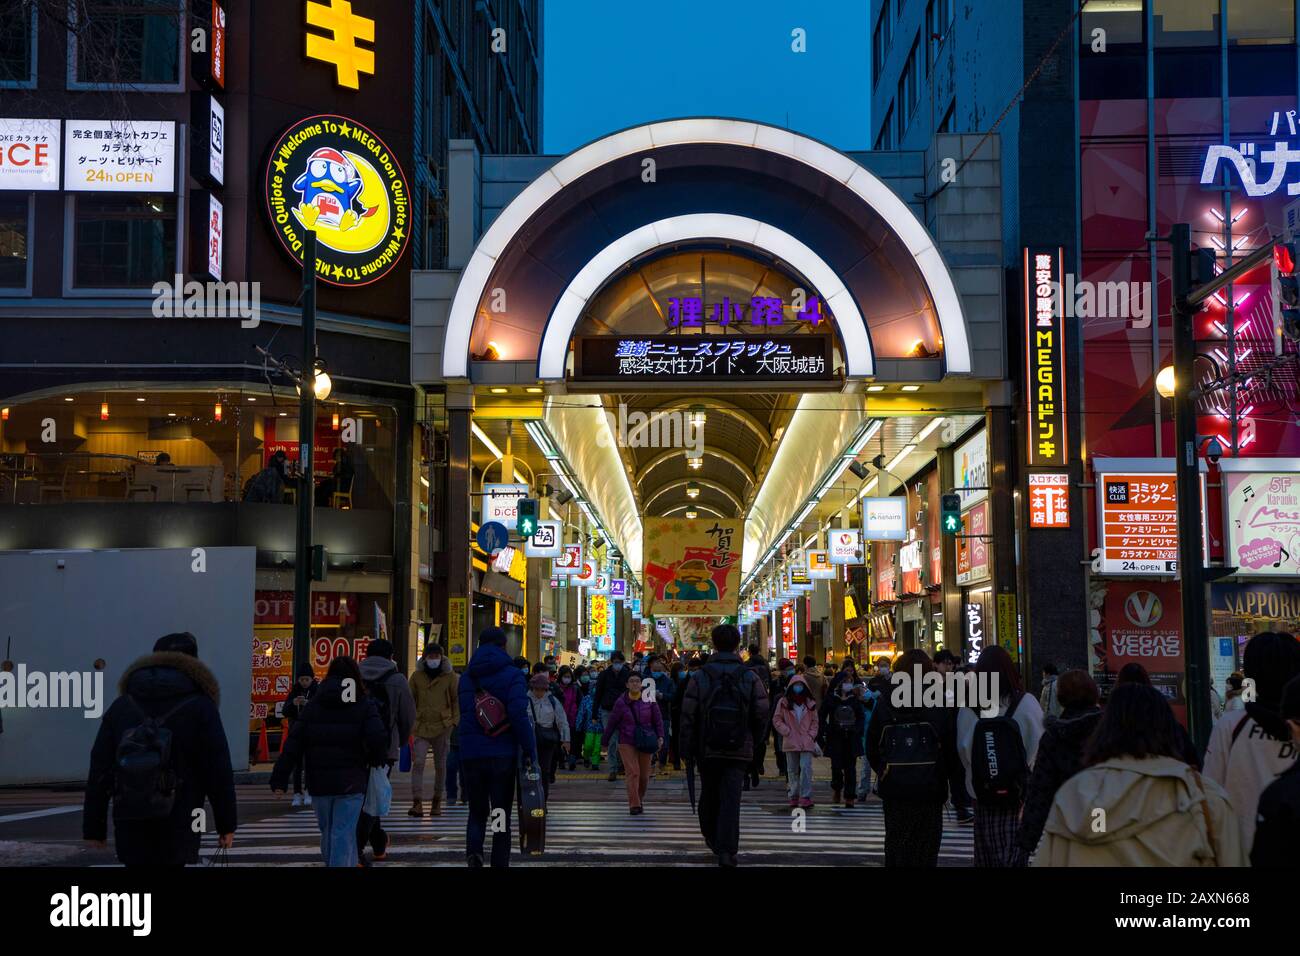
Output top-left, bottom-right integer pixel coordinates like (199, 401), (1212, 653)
(1034, 684), (1244, 867)
(772, 675), (820, 809)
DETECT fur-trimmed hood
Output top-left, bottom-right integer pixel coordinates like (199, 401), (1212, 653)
(118, 651), (220, 706)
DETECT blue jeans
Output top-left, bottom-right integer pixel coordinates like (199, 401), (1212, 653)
(313, 793), (364, 867)
(787, 751), (814, 801)
(600, 708), (621, 772)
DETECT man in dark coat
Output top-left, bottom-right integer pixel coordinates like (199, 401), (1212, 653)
(84, 632), (236, 866)
(356, 638), (416, 862)
(743, 644), (772, 789)
(280, 664), (319, 804)
(679, 624), (768, 867)
(593, 650), (632, 781)
(457, 626), (539, 867)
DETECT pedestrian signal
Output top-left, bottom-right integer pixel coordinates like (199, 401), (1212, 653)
(941, 494), (962, 535)
(517, 497), (538, 536)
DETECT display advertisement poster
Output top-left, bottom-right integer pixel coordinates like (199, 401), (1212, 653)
(554, 543), (583, 575)
(807, 549), (835, 579)
(1223, 470), (1300, 577)
(0, 118), (61, 190)
(828, 527), (863, 564)
(481, 483), (529, 525)
(956, 502), (989, 585)
(1089, 580), (1187, 726)
(64, 120), (176, 193)
(954, 429), (989, 507)
(643, 517), (743, 616)
(448, 597), (468, 667)
(863, 497), (906, 541)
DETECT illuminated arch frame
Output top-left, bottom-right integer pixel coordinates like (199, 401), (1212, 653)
(442, 118), (972, 379)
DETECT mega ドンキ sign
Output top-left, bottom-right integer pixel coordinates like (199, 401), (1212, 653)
(264, 114), (409, 287)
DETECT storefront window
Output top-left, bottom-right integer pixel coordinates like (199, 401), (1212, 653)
(1153, 0), (1220, 98)
(1227, 0), (1296, 95)
(0, 0), (33, 85)
(73, 195), (176, 289)
(75, 0), (182, 87)
(0, 194), (29, 288)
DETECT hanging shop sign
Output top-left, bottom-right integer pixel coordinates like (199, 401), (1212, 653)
(1028, 472), (1070, 529)
(525, 519), (562, 558)
(807, 549), (835, 579)
(190, 191), (224, 281)
(956, 502), (990, 585)
(828, 528), (863, 565)
(643, 517), (743, 616)
(1090, 580), (1186, 724)
(573, 558), (599, 587)
(64, 120), (176, 193)
(788, 563), (813, 591)
(590, 572), (611, 595)
(609, 578), (628, 600)
(553, 543), (583, 575)
(1024, 247), (1067, 467)
(963, 592), (987, 665)
(192, 1), (227, 90)
(481, 483), (529, 525)
(863, 497), (907, 541)
(0, 119), (61, 190)
(572, 334), (836, 382)
(1221, 461), (1300, 577)
(1095, 461), (1207, 576)
(263, 114), (410, 287)
(954, 428), (989, 507)
(190, 94), (224, 187)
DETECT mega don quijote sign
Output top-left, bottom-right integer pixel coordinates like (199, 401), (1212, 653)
(264, 114), (410, 287)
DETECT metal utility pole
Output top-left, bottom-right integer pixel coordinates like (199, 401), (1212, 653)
(1169, 223), (1273, 752)
(292, 230), (318, 677)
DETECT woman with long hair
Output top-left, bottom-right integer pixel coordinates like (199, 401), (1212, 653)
(956, 645), (1045, 867)
(1034, 683), (1244, 866)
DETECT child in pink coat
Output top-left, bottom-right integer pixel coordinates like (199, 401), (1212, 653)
(772, 675), (821, 808)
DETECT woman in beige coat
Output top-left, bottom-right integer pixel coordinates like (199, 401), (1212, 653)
(1033, 684), (1244, 867)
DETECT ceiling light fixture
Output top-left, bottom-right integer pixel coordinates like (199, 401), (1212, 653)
(686, 481), (700, 499)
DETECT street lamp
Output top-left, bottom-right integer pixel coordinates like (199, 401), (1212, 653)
(1155, 365), (1176, 400)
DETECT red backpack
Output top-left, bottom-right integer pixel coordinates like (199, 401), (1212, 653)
(473, 678), (511, 737)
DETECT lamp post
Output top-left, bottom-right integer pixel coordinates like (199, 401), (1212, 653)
(292, 230), (318, 680)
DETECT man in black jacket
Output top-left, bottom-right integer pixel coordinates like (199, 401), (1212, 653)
(84, 632), (237, 866)
(680, 624), (768, 866)
(593, 650), (632, 781)
(356, 638), (416, 862)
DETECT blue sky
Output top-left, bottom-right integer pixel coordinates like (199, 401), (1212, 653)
(542, 0), (872, 154)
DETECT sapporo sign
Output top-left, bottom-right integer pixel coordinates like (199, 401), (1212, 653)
(1023, 248), (1067, 467)
(264, 115), (410, 287)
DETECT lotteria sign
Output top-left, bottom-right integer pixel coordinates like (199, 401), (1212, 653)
(264, 115), (410, 287)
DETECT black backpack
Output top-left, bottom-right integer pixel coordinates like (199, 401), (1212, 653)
(878, 718), (943, 801)
(969, 693), (1029, 806)
(702, 666), (752, 753)
(833, 697), (857, 730)
(111, 695), (200, 821)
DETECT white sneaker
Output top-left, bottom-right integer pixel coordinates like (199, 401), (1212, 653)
(291, 793), (304, 807)
(303, 793), (312, 807)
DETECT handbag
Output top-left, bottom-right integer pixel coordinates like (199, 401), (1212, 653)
(531, 699), (561, 746)
(362, 765), (392, 817)
(631, 701), (659, 754)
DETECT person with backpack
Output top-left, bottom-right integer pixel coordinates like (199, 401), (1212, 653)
(270, 656), (389, 867)
(1203, 631), (1300, 852)
(801, 655), (827, 705)
(956, 645), (1044, 867)
(932, 649), (972, 823)
(646, 656), (674, 768)
(1034, 683), (1244, 866)
(407, 641), (458, 818)
(528, 673), (569, 799)
(457, 626), (539, 867)
(1038, 662), (1062, 718)
(1252, 672), (1300, 867)
(83, 632), (237, 867)
(593, 650), (633, 781)
(743, 644), (772, 789)
(771, 674), (820, 808)
(356, 638), (416, 863)
(602, 671), (665, 814)
(856, 679), (881, 798)
(866, 649), (963, 867)
(280, 664), (319, 807)
(822, 677), (867, 808)
(679, 624), (769, 866)
(1017, 669), (1103, 861)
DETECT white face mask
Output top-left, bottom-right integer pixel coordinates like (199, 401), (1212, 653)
(425, 657), (441, 669)
(561, 677), (572, 685)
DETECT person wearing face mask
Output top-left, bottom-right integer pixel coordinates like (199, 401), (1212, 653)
(576, 672), (602, 770)
(514, 656), (531, 677)
(770, 659), (794, 781)
(593, 650), (632, 781)
(821, 677), (867, 808)
(646, 656), (674, 767)
(602, 672), (664, 814)
(527, 673), (569, 799)
(668, 661), (689, 770)
(771, 674), (821, 809)
(407, 642), (459, 817)
(555, 666), (582, 771)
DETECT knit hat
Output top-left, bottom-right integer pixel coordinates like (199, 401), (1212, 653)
(529, 673), (551, 690)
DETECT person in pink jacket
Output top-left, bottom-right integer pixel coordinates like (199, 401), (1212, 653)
(772, 675), (821, 808)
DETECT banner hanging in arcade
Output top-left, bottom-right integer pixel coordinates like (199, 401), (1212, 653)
(263, 114), (410, 287)
(1024, 247), (1067, 468)
(642, 517), (743, 617)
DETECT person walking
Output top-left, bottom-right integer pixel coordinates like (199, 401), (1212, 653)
(84, 632), (237, 867)
(956, 645), (1044, 867)
(356, 639), (416, 863)
(407, 641), (458, 817)
(270, 656), (388, 867)
(527, 673), (569, 799)
(866, 649), (962, 867)
(647, 656), (674, 768)
(770, 658), (794, 781)
(931, 649), (971, 822)
(1116, 663), (1201, 768)
(458, 626), (539, 867)
(1034, 683), (1244, 866)
(1203, 631), (1300, 852)
(593, 650), (632, 781)
(1252, 673), (1300, 867)
(1038, 663), (1062, 719)
(668, 661), (689, 770)
(280, 664), (319, 807)
(771, 674), (820, 808)
(801, 655), (827, 705)
(602, 671), (664, 814)
(743, 645), (772, 789)
(576, 683), (602, 771)
(555, 665), (583, 771)
(822, 676), (867, 808)
(1017, 669), (1103, 861)
(856, 679), (881, 799)
(1223, 672), (1246, 713)
(679, 624), (769, 865)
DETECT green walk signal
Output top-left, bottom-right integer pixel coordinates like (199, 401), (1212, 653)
(941, 493), (962, 536)
(517, 497), (538, 536)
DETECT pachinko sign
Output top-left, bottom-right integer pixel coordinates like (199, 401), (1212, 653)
(1223, 463), (1300, 577)
(642, 517), (743, 617)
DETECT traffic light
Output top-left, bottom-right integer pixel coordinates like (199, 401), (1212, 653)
(941, 494), (962, 535)
(1274, 241), (1300, 346)
(516, 497), (538, 537)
